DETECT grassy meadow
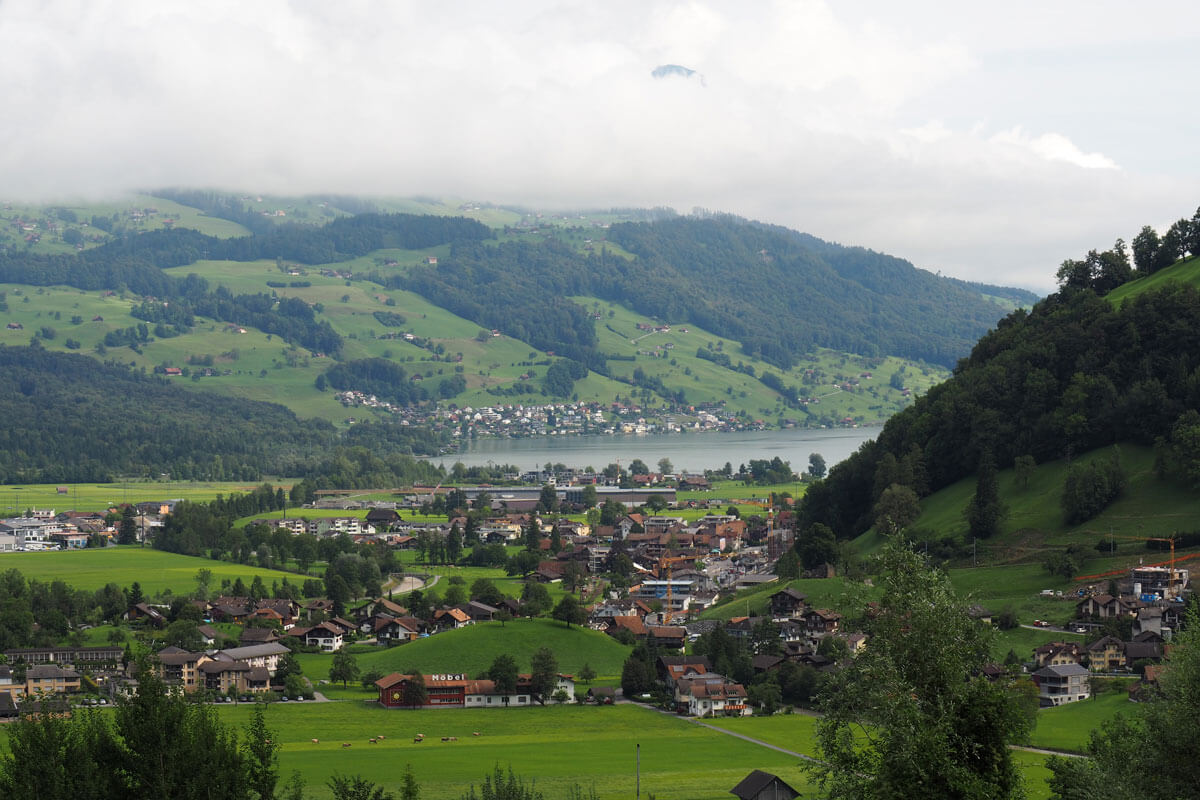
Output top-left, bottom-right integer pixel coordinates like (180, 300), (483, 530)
(0, 546), (299, 595)
(207, 701), (813, 800)
(0, 479), (291, 514)
(300, 618), (630, 692)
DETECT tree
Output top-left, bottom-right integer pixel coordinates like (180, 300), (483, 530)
(401, 673), (427, 707)
(244, 704), (280, 800)
(520, 581), (552, 616)
(461, 765), (546, 800)
(578, 663), (597, 685)
(873, 483), (921, 535)
(445, 523), (463, 564)
(799, 523), (838, 570)
(657, 457), (673, 474)
(808, 452), (827, 479)
(1013, 454), (1036, 490)
(127, 580), (144, 607)
(809, 540), (1035, 799)
(529, 646), (559, 705)
(523, 516), (541, 551)
(580, 484), (597, 509)
(329, 650), (360, 688)
(1047, 608), (1200, 799)
(400, 764), (420, 800)
(443, 583), (467, 607)
(471, 578), (505, 607)
(552, 594), (586, 628)
(775, 548), (801, 580)
(118, 505), (138, 545)
(1132, 225), (1162, 273)
(537, 484), (558, 513)
(487, 654), (519, 704)
(327, 774), (396, 800)
(965, 449), (1006, 539)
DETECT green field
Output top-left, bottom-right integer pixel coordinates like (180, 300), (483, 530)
(0, 479), (292, 515)
(1027, 690), (1133, 753)
(299, 619), (631, 691)
(208, 702), (812, 800)
(0, 546), (300, 595)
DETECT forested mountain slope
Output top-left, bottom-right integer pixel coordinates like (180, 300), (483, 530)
(0, 346), (442, 485)
(799, 250), (1200, 540)
(402, 215), (1031, 371)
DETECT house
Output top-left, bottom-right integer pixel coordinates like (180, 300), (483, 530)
(457, 601), (498, 622)
(802, 608), (841, 639)
(646, 625), (686, 650)
(365, 508), (401, 529)
(293, 621), (345, 652)
(1032, 641), (1083, 669)
(239, 627), (282, 645)
(24, 664), (81, 696)
(1086, 636), (1125, 672)
(197, 625), (220, 645)
(200, 660), (270, 694)
(372, 615), (421, 644)
(214, 642), (289, 674)
(657, 656), (712, 689)
(1123, 639), (1163, 669)
(432, 607), (472, 631)
(126, 602), (166, 627)
(607, 615), (648, 640)
(967, 605), (994, 625)
(729, 770), (800, 800)
(768, 588), (807, 618)
(2, 646), (123, 666)
(677, 675), (750, 717)
(158, 646), (206, 692)
(1076, 593), (1135, 619)
(1032, 662), (1090, 707)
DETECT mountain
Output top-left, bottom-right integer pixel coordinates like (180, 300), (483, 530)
(0, 193), (1033, 448)
(798, 248), (1200, 541)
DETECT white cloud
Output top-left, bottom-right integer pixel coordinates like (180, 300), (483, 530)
(989, 128), (1118, 170)
(0, 0), (1196, 292)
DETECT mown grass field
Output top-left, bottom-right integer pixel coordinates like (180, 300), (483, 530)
(0, 480), (291, 514)
(299, 619), (630, 692)
(698, 713), (1058, 800)
(1027, 689), (1133, 753)
(208, 701), (812, 800)
(0, 546), (300, 595)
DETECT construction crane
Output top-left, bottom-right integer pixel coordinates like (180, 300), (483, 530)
(1074, 534), (1188, 594)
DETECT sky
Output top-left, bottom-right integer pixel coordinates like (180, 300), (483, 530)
(2, 1), (1198, 291)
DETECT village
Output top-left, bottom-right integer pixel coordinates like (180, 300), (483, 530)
(1, 478), (1191, 722)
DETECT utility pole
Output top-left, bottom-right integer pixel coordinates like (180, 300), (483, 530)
(636, 743), (640, 799)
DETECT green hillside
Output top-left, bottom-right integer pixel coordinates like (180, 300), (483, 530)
(0, 545), (300, 594)
(0, 192), (1027, 429)
(297, 618), (632, 685)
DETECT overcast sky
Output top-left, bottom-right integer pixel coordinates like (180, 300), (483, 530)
(2, 1), (1198, 291)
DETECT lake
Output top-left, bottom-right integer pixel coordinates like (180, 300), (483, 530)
(425, 427), (877, 473)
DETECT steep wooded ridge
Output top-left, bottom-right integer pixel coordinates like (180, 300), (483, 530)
(798, 254), (1200, 540)
(404, 215), (1032, 370)
(0, 346), (443, 484)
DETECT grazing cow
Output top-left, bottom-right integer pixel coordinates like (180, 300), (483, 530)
(441, 737), (449, 742)
(311, 739), (319, 744)
(472, 732), (481, 737)
(377, 735), (385, 740)
(369, 738), (377, 744)
(342, 742), (352, 748)
(413, 736), (423, 743)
